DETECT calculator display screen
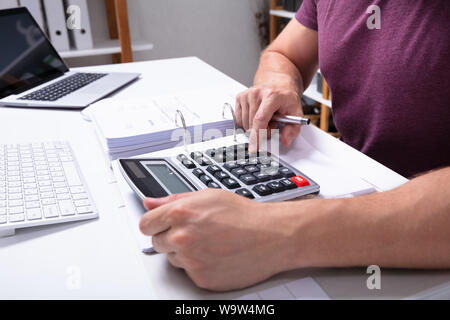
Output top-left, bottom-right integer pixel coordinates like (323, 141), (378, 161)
(145, 163), (192, 194)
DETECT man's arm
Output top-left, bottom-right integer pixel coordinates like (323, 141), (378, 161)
(139, 167), (450, 291)
(235, 19), (319, 152)
(286, 167), (450, 270)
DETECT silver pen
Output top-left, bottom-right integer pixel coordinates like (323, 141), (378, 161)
(272, 114), (311, 126)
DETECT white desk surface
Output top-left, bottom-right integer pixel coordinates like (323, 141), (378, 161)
(1, 57), (449, 299)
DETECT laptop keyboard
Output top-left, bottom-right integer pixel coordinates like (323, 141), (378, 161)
(19, 73), (107, 102)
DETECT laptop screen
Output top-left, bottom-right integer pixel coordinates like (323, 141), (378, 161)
(0, 8), (68, 99)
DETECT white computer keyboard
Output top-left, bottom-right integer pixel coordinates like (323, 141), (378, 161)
(0, 141), (97, 237)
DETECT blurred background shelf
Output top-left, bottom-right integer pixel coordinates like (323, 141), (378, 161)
(60, 39), (153, 59)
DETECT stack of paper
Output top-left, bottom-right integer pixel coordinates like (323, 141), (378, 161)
(85, 89), (239, 159)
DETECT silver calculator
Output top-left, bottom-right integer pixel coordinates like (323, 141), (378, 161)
(119, 143), (320, 202)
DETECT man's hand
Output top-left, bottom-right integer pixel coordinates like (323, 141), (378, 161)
(139, 189), (296, 291)
(235, 86), (304, 153)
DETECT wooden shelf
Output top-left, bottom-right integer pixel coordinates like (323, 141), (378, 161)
(59, 39), (153, 59)
(269, 9), (296, 19)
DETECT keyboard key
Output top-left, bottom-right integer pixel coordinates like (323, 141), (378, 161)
(42, 199), (56, 205)
(177, 154), (189, 163)
(192, 168), (205, 178)
(0, 208), (6, 215)
(9, 214), (25, 223)
(70, 186), (85, 194)
(25, 201), (41, 209)
(223, 162), (240, 171)
(182, 159), (196, 169)
(190, 152), (203, 160)
(280, 168), (296, 178)
(222, 178), (240, 190)
(239, 174), (258, 186)
(207, 182), (221, 189)
(290, 176), (310, 187)
(206, 165), (222, 175)
(200, 175), (213, 186)
(231, 168), (247, 178)
(72, 193), (88, 200)
(236, 189), (255, 199)
(76, 206), (94, 215)
(267, 181), (285, 193)
(214, 171), (230, 181)
(58, 200), (76, 216)
(252, 184), (272, 196)
(0, 216), (6, 224)
(253, 172), (270, 183)
(74, 199), (90, 207)
(280, 179), (298, 190)
(244, 165), (259, 174)
(26, 208), (42, 221)
(43, 205), (59, 218)
(195, 157), (213, 166)
(9, 207), (24, 215)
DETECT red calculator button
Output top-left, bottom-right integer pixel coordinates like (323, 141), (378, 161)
(291, 176), (310, 187)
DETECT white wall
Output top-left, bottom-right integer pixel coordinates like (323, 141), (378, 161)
(68, 0), (266, 86)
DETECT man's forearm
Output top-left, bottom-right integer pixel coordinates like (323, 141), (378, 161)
(277, 167), (450, 270)
(254, 50), (305, 93)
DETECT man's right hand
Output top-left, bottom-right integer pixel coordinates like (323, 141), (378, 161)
(235, 86), (304, 153)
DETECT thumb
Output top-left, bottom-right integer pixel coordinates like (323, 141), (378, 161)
(143, 192), (193, 211)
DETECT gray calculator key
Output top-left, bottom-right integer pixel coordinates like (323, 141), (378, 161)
(240, 174), (258, 186)
(222, 178), (240, 190)
(236, 189), (255, 199)
(200, 175), (213, 186)
(207, 182), (221, 189)
(214, 171), (230, 181)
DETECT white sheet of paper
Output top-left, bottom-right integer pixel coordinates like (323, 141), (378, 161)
(85, 88), (238, 141)
(235, 277), (330, 300)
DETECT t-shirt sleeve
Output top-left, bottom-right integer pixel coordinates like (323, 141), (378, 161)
(295, 0), (318, 31)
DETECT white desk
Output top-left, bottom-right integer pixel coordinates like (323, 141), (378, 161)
(1, 57), (449, 299)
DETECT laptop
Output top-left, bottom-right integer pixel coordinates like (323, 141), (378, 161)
(0, 7), (140, 109)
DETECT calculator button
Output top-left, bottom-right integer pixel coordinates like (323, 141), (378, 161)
(267, 181), (285, 193)
(231, 168), (247, 178)
(222, 178), (240, 190)
(177, 154), (188, 162)
(253, 172), (270, 183)
(192, 168), (205, 178)
(207, 165), (222, 175)
(207, 182), (221, 189)
(223, 162), (240, 171)
(280, 168), (296, 178)
(247, 158), (259, 165)
(236, 159), (249, 166)
(236, 189), (255, 199)
(214, 171), (230, 181)
(195, 157), (213, 166)
(240, 174), (258, 186)
(200, 175), (214, 186)
(252, 184), (273, 196)
(182, 160), (196, 169)
(290, 176), (310, 187)
(265, 169), (283, 179)
(244, 165), (259, 174)
(190, 152), (203, 160)
(280, 179), (298, 190)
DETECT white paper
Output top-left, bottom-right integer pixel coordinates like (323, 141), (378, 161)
(87, 88), (237, 141)
(236, 277), (330, 300)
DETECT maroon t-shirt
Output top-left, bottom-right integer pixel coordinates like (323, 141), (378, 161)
(296, 0), (450, 177)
